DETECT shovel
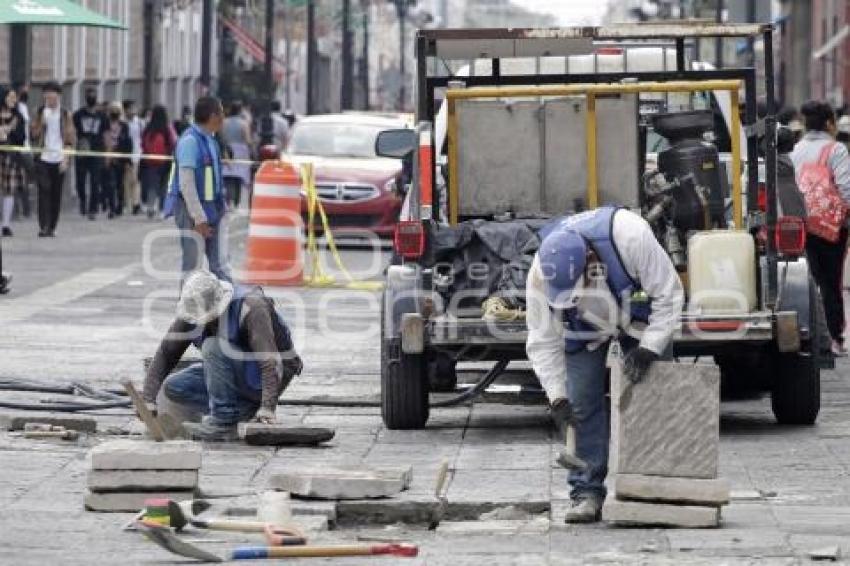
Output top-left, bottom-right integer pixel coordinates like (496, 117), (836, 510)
(136, 521), (418, 562)
(136, 520), (224, 563)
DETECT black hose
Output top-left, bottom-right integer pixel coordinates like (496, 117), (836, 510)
(0, 382), (75, 395)
(429, 359), (509, 408)
(0, 361), (510, 412)
(0, 400), (132, 412)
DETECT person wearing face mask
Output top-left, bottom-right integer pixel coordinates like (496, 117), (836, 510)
(0, 86), (26, 237)
(73, 88), (109, 220)
(102, 102), (132, 218)
(13, 82), (33, 219)
(123, 100), (144, 215)
(525, 206), (684, 523)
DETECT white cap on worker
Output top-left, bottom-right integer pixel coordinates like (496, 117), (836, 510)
(176, 270), (234, 325)
(838, 115), (850, 134)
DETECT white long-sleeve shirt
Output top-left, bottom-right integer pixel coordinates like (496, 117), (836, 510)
(525, 209), (684, 402)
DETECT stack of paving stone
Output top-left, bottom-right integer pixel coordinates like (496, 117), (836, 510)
(602, 360), (730, 528)
(84, 439), (202, 512)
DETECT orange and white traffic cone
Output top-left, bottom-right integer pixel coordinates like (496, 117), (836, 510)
(244, 160), (304, 286)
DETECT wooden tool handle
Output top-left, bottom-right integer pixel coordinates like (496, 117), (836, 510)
(199, 519), (268, 533)
(232, 544), (418, 560)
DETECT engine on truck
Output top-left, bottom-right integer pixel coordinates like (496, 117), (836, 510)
(641, 110), (726, 271)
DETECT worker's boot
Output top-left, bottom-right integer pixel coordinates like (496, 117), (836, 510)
(564, 496), (602, 524)
(183, 416), (239, 442)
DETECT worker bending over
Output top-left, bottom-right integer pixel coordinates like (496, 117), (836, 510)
(143, 270), (303, 441)
(526, 206), (684, 523)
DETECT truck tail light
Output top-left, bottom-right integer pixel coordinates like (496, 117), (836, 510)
(418, 128), (433, 219)
(776, 216), (806, 257)
(757, 182), (767, 212)
(394, 221), (425, 260)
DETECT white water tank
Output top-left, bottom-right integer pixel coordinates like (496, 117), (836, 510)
(687, 231), (757, 314)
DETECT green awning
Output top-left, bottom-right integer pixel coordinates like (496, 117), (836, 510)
(0, 0), (126, 29)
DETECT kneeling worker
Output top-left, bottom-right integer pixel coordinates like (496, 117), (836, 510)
(143, 270), (303, 441)
(526, 206), (684, 523)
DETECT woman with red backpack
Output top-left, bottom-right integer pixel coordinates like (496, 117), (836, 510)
(791, 100), (850, 357)
(141, 105), (177, 219)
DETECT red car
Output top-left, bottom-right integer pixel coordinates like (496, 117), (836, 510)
(287, 113), (412, 238)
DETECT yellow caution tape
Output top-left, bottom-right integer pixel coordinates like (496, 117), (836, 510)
(301, 162), (384, 292)
(0, 144), (257, 166)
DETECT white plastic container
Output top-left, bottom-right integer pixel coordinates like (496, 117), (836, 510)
(257, 491), (292, 525)
(687, 231), (757, 314)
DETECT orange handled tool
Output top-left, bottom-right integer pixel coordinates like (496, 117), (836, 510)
(263, 524), (307, 546)
(230, 543), (419, 560)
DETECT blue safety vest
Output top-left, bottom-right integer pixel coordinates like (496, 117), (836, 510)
(539, 207), (651, 353)
(192, 285), (263, 391)
(163, 125), (225, 225)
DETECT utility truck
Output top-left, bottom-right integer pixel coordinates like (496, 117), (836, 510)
(377, 23), (824, 429)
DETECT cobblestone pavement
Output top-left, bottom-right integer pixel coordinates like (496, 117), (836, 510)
(1, 214), (849, 565)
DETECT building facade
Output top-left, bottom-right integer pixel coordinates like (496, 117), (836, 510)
(0, 0), (213, 117)
(810, 0), (850, 108)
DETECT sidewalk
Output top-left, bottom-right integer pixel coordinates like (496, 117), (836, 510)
(2, 211), (850, 564)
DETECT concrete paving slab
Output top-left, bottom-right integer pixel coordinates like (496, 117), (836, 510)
(436, 518), (550, 535)
(83, 490), (197, 512)
(610, 360), (720, 479)
(602, 496), (720, 528)
(90, 439), (202, 470)
(613, 474), (730, 506)
(0, 412), (97, 433)
(87, 469), (198, 492)
(268, 466), (413, 500)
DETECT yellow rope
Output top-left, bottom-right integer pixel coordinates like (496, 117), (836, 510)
(301, 162), (383, 292)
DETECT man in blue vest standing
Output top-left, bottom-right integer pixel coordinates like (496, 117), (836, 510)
(143, 270), (303, 441)
(526, 206), (684, 523)
(163, 97), (230, 282)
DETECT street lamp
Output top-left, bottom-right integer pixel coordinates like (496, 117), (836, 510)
(388, 0), (416, 111)
(258, 0), (277, 159)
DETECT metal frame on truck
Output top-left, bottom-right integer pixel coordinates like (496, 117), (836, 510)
(380, 23), (821, 431)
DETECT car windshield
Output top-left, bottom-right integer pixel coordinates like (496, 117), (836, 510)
(289, 122), (391, 158)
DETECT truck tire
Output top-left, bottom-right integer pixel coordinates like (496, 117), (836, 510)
(770, 351), (820, 425)
(380, 292), (429, 430)
(381, 339), (429, 429)
(427, 352), (458, 393)
(771, 279), (821, 425)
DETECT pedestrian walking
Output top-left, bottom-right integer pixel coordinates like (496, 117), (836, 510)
(142, 270), (302, 440)
(525, 206), (684, 523)
(221, 101), (252, 208)
(141, 105), (177, 218)
(791, 100), (850, 357)
(162, 96), (230, 282)
(31, 82), (75, 237)
(174, 105), (192, 136)
(270, 100), (290, 151)
(0, 87), (26, 237)
(123, 100), (144, 215)
(13, 82), (33, 219)
(102, 102), (132, 218)
(73, 87), (108, 220)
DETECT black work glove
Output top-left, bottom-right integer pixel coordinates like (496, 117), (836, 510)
(549, 397), (575, 441)
(623, 347), (660, 384)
